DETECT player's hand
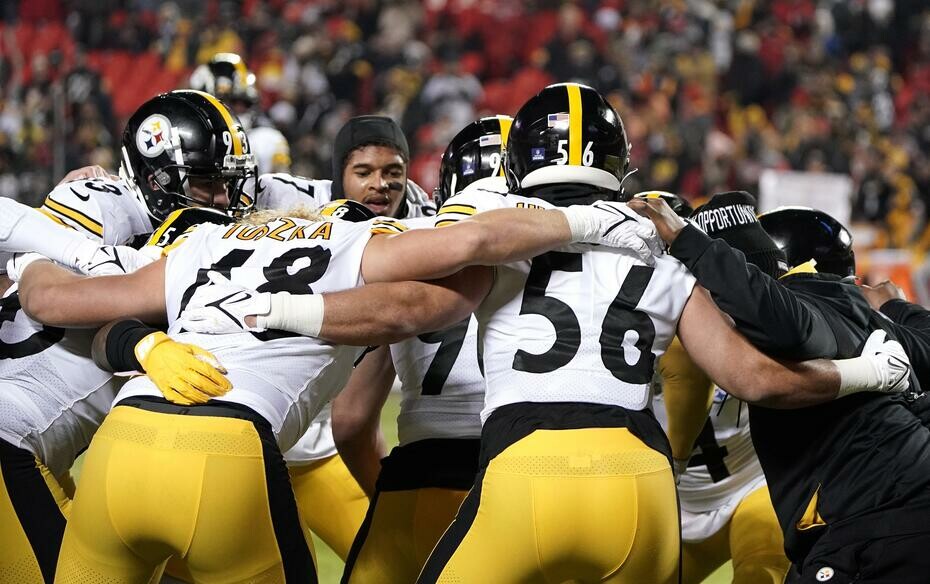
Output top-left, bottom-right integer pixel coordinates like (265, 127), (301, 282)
(73, 244), (160, 276)
(134, 331), (232, 405)
(627, 196), (688, 245)
(560, 201), (662, 265)
(860, 329), (911, 394)
(57, 165), (120, 185)
(860, 280), (907, 310)
(5, 253), (51, 282)
(174, 272), (271, 334)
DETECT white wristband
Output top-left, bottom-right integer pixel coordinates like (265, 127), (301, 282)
(257, 292), (325, 337)
(557, 206), (598, 243)
(833, 355), (881, 398)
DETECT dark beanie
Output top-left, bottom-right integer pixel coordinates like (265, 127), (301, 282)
(691, 191), (789, 278)
(331, 115), (410, 197)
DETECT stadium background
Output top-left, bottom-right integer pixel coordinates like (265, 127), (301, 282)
(3, 0), (928, 581)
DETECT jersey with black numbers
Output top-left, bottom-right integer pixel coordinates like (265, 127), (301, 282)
(437, 177), (696, 421)
(253, 173), (436, 219)
(0, 176), (152, 477)
(653, 386), (765, 541)
(386, 216), (484, 446)
(123, 216), (382, 451)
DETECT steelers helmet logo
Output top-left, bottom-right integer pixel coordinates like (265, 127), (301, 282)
(136, 114), (172, 158)
(815, 566), (835, 581)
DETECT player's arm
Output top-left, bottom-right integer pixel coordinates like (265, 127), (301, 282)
(678, 285), (909, 408)
(630, 197), (836, 358)
(316, 266), (493, 345)
(17, 257), (168, 327)
(362, 202), (658, 283)
(331, 346), (395, 496)
(657, 336), (715, 463)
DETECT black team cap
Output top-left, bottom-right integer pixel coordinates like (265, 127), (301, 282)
(691, 191), (789, 278)
(331, 115), (410, 197)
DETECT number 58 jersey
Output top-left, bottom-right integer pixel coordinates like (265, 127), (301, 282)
(437, 178), (696, 421)
(125, 216), (376, 451)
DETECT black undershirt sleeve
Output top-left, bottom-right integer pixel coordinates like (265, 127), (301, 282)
(669, 223), (837, 358)
(105, 319), (160, 372)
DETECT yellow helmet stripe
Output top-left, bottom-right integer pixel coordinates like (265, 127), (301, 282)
(567, 84), (583, 165)
(187, 89), (243, 155)
(497, 115), (513, 176)
(232, 58), (248, 90)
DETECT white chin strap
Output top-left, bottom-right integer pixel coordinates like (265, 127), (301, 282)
(521, 166), (622, 191)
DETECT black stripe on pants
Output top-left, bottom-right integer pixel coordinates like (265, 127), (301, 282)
(415, 468), (487, 583)
(341, 488), (382, 584)
(0, 439), (66, 584)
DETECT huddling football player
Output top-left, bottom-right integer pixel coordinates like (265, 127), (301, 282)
(631, 192), (930, 583)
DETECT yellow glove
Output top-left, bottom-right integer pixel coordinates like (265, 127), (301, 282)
(134, 332), (232, 405)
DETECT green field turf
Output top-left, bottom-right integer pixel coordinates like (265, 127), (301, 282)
(72, 391), (733, 583)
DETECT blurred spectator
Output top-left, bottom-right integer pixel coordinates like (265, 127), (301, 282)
(0, 0), (927, 257)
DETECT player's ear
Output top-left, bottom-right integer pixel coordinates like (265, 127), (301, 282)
(146, 173), (159, 191)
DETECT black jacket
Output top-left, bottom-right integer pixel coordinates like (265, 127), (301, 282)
(670, 224), (930, 563)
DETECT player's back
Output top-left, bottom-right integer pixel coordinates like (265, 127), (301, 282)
(120, 214), (375, 451)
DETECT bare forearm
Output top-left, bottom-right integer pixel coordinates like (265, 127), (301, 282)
(335, 429), (385, 497)
(19, 259), (167, 327)
(466, 208), (572, 265)
(331, 347), (394, 496)
(319, 267), (490, 345)
(743, 359), (841, 409)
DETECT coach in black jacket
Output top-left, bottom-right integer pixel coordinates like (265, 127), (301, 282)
(631, 192), (930, 584)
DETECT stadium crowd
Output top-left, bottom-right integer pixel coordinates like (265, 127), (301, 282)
(0, 0), (929, 247)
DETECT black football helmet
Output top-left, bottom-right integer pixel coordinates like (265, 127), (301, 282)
(435, 115), (513, 206)
(757, 207), (856, 277)
(634, 190), (693, 218)
(319, 199), (377, 222)
(120, 90), (257, 223)
(504, 82), (631, 206)
(189, 53), (258, 107)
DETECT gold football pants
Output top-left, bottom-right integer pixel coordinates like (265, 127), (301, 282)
(681, 485), (789, 584)
(343, 488), (468, 583)
(417, 427), (680, 584)
(0, 439), (70, 583)
(53, 403), (316, 584)
(289, 454), (369, 561)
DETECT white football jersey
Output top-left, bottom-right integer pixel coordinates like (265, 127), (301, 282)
(387, 216), (484, 445)
(248, 126), (291, 175)
(0, 177), (151, 476)
(253, 173), (436, 219)
(653, 387), (766, 542)
(258, 175), (435, 463)
(437, 178), (695, 421)
(120, 216), (379, 452)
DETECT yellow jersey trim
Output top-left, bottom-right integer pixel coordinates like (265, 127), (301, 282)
(780, 259), (818, 279)
(567, 84), (583, 166)
(43, 197), (103, 237)
(437, 204), (477, 216)
(36, 208), (73, 230)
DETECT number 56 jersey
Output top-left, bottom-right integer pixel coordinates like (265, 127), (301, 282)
(126, 216), (376, 451)
(437, 178), (696, 421)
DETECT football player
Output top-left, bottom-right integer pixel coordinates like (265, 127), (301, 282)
(646, 194), (788, 584)
(0, 89), (250, 584)
(252, 113), (435, 560)
(182, 83), (913, 583)
(340, 116), (512, 583)
(632, 193), (930, 583)
(189, 52), (292, 175)
(12, 177), (663, 582)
